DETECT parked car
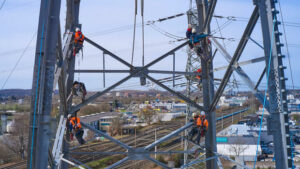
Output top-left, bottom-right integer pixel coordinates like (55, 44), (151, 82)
(257, 154), (268, 161)
(262, 147), (273, 155)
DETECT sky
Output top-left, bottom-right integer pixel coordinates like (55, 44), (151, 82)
(0, 0), (299, 92)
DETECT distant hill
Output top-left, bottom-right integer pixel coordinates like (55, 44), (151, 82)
(0, 89), (31, 97)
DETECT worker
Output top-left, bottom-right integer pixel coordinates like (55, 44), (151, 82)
(73, 27), (85, 56)
(196, 111), (209, 145)
(188, 112), (199, 142)
(68, 113), (85, 145)
(190, 28), (209, 58)
(186, 24), (193, 49)
(70, 81), (87, 102)
(195, 68), (202, 88)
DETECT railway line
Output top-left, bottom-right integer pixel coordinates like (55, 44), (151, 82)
(0, 107), (248, 169)
(117, 108), (246, 169)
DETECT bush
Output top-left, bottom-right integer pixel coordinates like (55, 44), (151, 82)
(84, 155), (124, 169)
(157, 155), (167, 164)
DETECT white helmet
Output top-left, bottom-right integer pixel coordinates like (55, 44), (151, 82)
(188, 24), (192, 28)
(76, 27), (80, 32)
(192, 28), (197, 33)
(67, 114), (72, 119)
(201, 111), (205, 116)
(192, 112), (196, 117)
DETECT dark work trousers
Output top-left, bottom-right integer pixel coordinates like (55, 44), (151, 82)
(188, 127), (198, 141)
(196, 127), (203, 145)
(75, 129), (85, 145)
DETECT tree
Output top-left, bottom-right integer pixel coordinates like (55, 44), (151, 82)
(2, 113), (29, 159)
(139, 106), (155, 125)
(109, 115), (124, 136)
(228, 139), (249, 157)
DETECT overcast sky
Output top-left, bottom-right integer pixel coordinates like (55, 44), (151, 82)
(0, 0), (299, 92)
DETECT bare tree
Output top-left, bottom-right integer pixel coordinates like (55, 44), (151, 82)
(2, 113), (29, 159)
(228, 139), (249, 157)
(109, 116), (124, 136)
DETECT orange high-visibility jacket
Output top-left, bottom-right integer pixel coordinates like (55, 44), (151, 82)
(196, 68), (202, 80)
(196, 116), (209, 129)
(70, 117), (82, 130)
(74, 31), (85, 44)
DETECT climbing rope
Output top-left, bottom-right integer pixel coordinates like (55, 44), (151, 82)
(77, 57), (80, 81)
(29, 1), (48, 168)
(253, 15), (276, 169)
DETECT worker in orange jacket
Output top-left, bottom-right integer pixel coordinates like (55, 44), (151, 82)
(196, 111), (209, 145)
(188, 112), (199, 141)
(68, 114), (85, 145)
(73, 27), (85, 56)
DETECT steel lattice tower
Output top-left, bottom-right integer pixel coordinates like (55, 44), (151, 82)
(27, 0), (293, 169)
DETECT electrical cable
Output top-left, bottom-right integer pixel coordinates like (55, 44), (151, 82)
(215, 17), (227, 50)
(1, 32), (36, 89)
(0, 0), (7, 10)
(131, 0), (138, 65)
(149, 24), (185, 40)
(214, 15), (300, 28)
(278, 0), (295, 91)
(141, 0), (145, 66)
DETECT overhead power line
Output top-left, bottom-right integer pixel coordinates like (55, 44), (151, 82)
(1, 32), (36, 89)
(0, 0), (7, 10)
(278, 0), (295, 91)
(214, 14), (300, 28)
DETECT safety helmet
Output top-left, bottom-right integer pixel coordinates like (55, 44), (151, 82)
(76, 27), (80, 32)
(200, 111), (205, 116)
(67, 114), (72, 119)
(192, 28), (197, 33)
(192, 112), (196, 117)
(188, 24), (192, 28)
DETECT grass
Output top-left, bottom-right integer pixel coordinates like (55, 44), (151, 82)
(71, 155), (125, 169)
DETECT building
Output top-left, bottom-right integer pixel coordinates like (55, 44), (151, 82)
(217, 136), (261, 161)
(80, 112), (121, 133)
(219, 96), (248, 107)
(217, 124), (269, 162)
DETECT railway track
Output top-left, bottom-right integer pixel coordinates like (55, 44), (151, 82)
(0, 161), (27, 169)
(116, 109), (247, 169)
(72, 123), (184, 163)
(0, 107), (248, 169)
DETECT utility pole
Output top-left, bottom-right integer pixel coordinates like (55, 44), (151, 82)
(195, 0), (217, 168)
(27, 0), (62, 168)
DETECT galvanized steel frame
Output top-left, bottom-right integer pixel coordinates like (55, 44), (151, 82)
(27, 0), (292, 168)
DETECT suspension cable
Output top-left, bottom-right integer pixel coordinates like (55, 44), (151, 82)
(131, 0), (138, 65)
(1, 32), (36, 90)
(141, 0), (145, 66)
